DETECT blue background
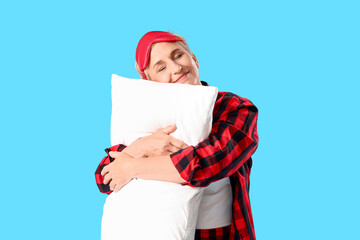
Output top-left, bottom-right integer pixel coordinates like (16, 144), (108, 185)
(1, 0), (359, 239)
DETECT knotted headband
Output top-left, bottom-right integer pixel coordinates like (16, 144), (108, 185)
(135, 31), (184, 79)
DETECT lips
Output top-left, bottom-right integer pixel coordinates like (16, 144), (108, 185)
(174, 71), (189, 83)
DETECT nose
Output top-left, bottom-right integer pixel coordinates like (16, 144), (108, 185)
(177, 65), (183, 73)
(170, 61), (183, 75)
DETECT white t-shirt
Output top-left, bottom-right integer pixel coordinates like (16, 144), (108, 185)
(196, 177), (233, 229)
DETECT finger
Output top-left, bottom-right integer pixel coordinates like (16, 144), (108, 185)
(166, 149), (181, 155)
(121, 151), (132, 158)
(169, 136), (187, 149)
(101, 166), (110, 176)
(109, 151), (120, 158)
(181, 143), (189, 149)
(114, 183), (123, 192)
(110, 181), (116, 191)
(161, 124), (177, 135)
(166, 145), (182, 154)
(103, 173), (112, 185)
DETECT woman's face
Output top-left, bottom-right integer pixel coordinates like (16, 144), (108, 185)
(146, 42), (201, 85)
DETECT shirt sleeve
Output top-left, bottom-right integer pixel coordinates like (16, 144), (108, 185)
(170, 92), (259, 187)
(94, 144), (127, 194)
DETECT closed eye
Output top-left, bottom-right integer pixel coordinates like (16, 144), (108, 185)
(174, 53), (183, 59)
(158, 66), (166, 72)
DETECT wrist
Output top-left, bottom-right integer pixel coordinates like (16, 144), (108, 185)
(123, 146), (143, 158)
(130, 156), (184, 183)
(123, 139), (148, 158)
(129, 158), (142, 179)
(122, 147), (135, 157)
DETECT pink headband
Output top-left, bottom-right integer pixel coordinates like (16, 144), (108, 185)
(135, 31), (184, 79)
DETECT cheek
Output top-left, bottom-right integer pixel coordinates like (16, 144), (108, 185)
(149, 72), (170, 83)
(190, 62), (199, 75)
(183, 56), (193, 66)
(185, 57), (198, 72)
(146, 70), (158, 82)
(159, 74), (172, 83)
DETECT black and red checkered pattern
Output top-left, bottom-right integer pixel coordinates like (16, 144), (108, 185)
(95, 82), (259, 239)
(95, 144), (126, 194)
(195, 226), (231, 240)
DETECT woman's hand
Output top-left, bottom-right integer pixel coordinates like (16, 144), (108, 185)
(123, 124), (188, 158)
(101, 152), (134, 192)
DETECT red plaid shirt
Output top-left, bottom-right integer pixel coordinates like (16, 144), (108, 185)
(95, 82), (259, 240)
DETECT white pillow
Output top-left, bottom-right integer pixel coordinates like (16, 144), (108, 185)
(101, 74), (218, 240)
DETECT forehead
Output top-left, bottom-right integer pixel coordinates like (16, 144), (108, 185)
(149, 42), (186, 64)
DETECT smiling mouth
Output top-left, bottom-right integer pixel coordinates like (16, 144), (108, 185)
(174, 71), (189, 83)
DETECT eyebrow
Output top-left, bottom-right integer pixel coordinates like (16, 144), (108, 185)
(152, 48), (182, 70)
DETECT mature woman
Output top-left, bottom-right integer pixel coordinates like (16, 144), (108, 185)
(95, 31), (259, 240)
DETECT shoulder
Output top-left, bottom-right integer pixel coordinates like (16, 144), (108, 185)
(212, 91), (258, 124)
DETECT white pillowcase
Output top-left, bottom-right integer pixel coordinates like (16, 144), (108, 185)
(101, 74), (218, 240)
(110, 75), (217, 147)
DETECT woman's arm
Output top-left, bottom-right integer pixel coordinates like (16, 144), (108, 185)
(122, 124), (188, 158)
(101, 153), (184, 192)
(170, 93), (259, 187)
(95, 125), (187, 194)
(102, 93), (258, 190)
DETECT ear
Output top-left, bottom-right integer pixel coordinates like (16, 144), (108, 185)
(192, 53), (199, 68)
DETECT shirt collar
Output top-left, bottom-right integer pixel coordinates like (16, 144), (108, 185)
(201, 81), (209, 86)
